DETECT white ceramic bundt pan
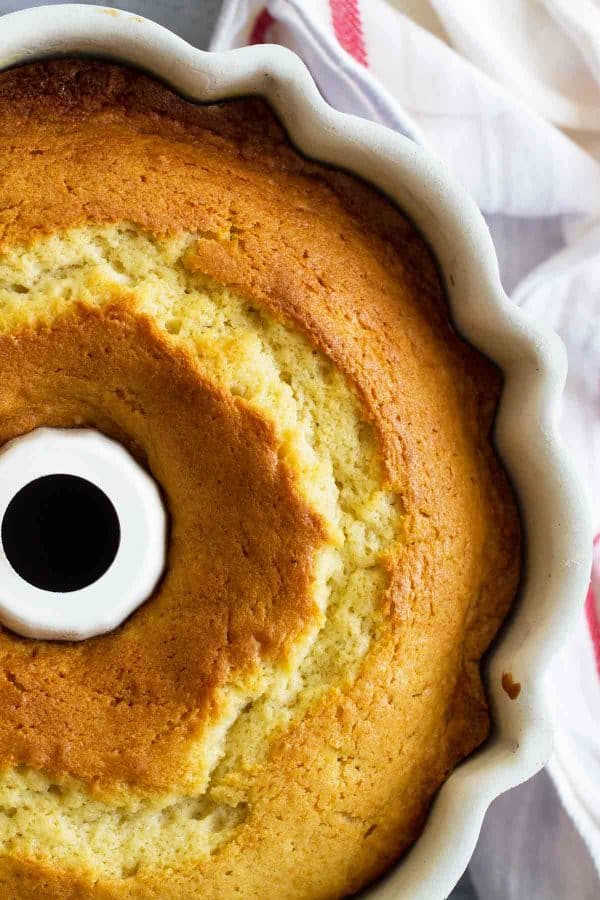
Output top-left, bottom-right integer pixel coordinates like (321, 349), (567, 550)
(0, 6), (592, 898)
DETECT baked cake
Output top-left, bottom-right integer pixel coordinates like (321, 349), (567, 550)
(0, 60), (520, 898)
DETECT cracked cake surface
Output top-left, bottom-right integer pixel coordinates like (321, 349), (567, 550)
(0, 60), (520, 899)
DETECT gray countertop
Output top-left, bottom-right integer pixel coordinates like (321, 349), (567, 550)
(0, 2), (598, 898)
(0, 0), (224, 43)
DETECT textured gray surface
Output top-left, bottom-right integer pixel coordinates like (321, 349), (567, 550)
(0, 0), (224, 48)
(471, 768), (598, 900)
(0, 2), (598, 899)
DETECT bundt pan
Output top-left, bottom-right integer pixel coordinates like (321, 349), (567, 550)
(0, 5), (591, 899)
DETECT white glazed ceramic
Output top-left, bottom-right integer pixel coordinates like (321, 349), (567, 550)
(0, 428), (166, 640)
(0, 6), (592, 898)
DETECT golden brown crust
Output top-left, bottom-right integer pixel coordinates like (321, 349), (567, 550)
(0, 60), (521, 897)
(0, 303), (324, 791)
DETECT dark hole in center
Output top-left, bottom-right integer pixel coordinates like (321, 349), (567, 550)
(1, 474), (120, 593)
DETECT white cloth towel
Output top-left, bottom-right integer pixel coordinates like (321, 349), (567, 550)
(212, 0), (600, 894)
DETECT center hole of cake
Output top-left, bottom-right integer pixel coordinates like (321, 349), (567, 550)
(1, 474), (121, 593)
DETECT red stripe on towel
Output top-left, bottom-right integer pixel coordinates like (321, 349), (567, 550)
(249, 8), (275, 44)
(586, 534), (600, 676)
(330, 0), (368, 67)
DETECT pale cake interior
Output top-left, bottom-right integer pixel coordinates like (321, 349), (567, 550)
(0, 225), (400, 878)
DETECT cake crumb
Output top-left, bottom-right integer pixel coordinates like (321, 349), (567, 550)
(502, 672), (521, 700)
